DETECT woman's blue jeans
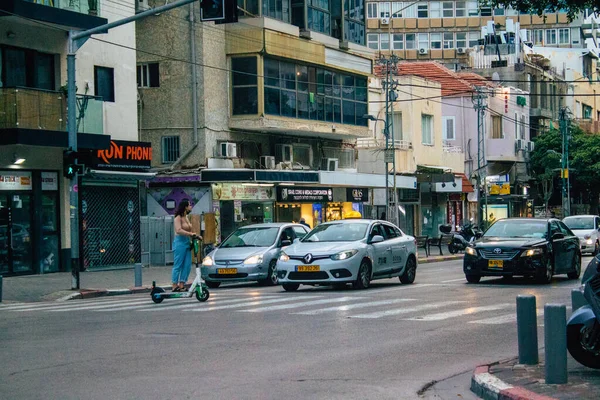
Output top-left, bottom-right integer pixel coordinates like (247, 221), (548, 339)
(172, 235), (191, 284)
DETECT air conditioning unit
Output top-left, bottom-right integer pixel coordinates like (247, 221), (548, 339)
(220, 142), (237, 158)
(136, 0), (150, 13)
(259, 155), (276, 169)
(321, 158), (339, 171)
(277, 144), (293, 163)
(527, 141), (535, 152)
(515, 139), (524, 152)
(380, 17), (390, 25)
(418, 48), (428, 55)
(457, 47), (466, 54)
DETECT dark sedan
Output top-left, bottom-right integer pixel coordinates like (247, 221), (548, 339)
(463, 218), (581, 284)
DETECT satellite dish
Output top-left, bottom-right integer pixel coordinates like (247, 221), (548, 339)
(492, 72), (500, 81)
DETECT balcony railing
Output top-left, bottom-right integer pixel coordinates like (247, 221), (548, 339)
(0, 87), (103, 134)
(356, 138), (412, 150)
(28, 0), (98, 16)
(443, 141), (463, 153)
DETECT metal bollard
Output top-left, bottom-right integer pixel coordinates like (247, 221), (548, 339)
(134, 263), (142, 287)
(0, 275), (2, 302)
(545, 304), (567, 384)
(571, 288), (587, 311)
(517, 295), (539, 364)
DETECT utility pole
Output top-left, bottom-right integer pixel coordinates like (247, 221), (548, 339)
(472, 86), (488, 229)
(559, 107), (571, 217)
(378, 54), (400, 224)
(67, 0), (202, 289)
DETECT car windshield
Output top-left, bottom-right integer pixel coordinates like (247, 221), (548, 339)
(484, 220), (547, 239)
(563, 217), (594, 230)
(220, 227), (278, 248)
(301, 222), (368, 242)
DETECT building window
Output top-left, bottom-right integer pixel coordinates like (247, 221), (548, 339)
(391, 2), (402, 18)
(572, 27), (581, 45)
(494, 8), (504, 15)
(442, 116), (455, 140)
(456, 32), (467, 48)
(162, 136), (180, 163)
(491, 115), (503, 139)
(263, 0), (290, 22)
(417, 2), (428, 18)
(344, 0), (365, 45)
(232, 57), (258, 115)
(393, 112), (403, 140)
(520, 115), (526, 140)
(367, 2), (378, 18)
(418, 33), (429, 50)
(403, 2), (417, 17)
(94, 66), (115, 102)
(380, 33), (390, 50)
(455, 1), (466, 16)
(467, 0), (478, 16)
(429, 1), (441, 18)
(443, 32), (454, 49)
(393, 33), (404, 50)
(379, 1), (390, 17)
(479, 6), (492, 16)
(430, 33), (442, 49)
(442, 1), (453, 17)
(308, 0), (331, 36)
(367, 33), (379, 49)
(405, 33), (416, 49)
(0, 46), (56, 90)
(584, 104), (593, 119)
(545, 29), (557, 45)
(559, 28), (570, 44)
(136, 63), (159, 88)
(468, 31), (480, 46)
(421, 114), (433, 145)
(533, 29), (544, 44)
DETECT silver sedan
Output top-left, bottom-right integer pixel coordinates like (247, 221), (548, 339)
(201, 223), (310, 288)
(277, 219), (418, 291)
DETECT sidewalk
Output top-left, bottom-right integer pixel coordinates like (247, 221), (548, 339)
(471, 353), (600, 400)
(0, 254), (462, 303)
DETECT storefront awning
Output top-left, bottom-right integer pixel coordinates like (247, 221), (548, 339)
(457, 173), (474, 193)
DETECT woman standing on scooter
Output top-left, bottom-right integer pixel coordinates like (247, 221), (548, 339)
(172, 200), (201, 292)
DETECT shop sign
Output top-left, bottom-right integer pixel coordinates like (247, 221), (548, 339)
(0, 171), (32, 191)
(212, 183), (275, 201)
(88, 140), (152, 171)
(41, 172), (58, 191)
(277, 187), (333, 202)
(346, 188), (369, 202)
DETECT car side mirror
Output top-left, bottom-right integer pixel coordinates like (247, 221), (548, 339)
(281, 239), (292, 247)
(370, 235), (385, 244)
(551, 232), (565, 241)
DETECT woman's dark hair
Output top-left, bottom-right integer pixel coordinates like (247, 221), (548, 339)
(175, 199), (190, 217)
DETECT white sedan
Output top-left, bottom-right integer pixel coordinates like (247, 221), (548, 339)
(277, 219), (418, 291)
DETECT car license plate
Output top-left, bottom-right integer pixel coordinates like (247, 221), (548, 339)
(217, 268), (237, 274)
(297, 265), (320, 272)
(488, 260), (503, 269)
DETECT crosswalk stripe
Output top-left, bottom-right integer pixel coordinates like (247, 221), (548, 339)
(469, 309), (549, 325)
(48, 299), (154, 312)
(1, 297), (145, 311)
(119, 296), (283, 312)
(404, 304), (512, 321)
(238, 296), (366, 313)
(441, 278), (467, 283)
(292, 298), (417, 315)
(185, 296), (321, 312)
(8, 298), (151, 312)
(349, 301), (467, 319)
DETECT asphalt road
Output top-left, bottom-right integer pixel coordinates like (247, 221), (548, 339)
(0, 257), (589, 400)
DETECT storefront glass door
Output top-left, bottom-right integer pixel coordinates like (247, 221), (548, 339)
(0, 193), (33, 274)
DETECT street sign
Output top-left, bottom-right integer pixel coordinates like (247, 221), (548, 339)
(384, 148), (395, 163)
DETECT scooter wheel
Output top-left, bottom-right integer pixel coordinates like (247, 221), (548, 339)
(151, 287), (165, 304)
(196, 288), (210, 302)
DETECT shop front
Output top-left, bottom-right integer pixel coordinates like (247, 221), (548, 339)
(0, 170), (61, 275)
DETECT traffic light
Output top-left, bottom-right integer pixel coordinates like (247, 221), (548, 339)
(63, 149), (85, 179)
(200, 0), (225, 21)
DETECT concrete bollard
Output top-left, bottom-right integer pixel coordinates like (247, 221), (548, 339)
(134, 263), (142, 287)
(545, 304), (567, 384)
(517, 295), (539, 365)
(571, 288), (587, 311)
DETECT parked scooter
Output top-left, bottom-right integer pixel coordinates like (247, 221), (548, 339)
(567, 255), (600, 369)
(448, 219), (481, 254)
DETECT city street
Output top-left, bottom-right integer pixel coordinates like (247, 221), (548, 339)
(0, 257), (588, 400)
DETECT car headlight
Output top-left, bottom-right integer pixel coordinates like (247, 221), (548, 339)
(465, 247), (477, 256)
(587, 239), (594, 245)
(330, 249), (358, 260)
(522, 248), (543, 257)
(244, 254), (264, 265)
(202, 256), (214, 266)
(279, 252), (290, 262)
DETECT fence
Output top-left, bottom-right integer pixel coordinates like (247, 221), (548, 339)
(140, 216), (174, 267)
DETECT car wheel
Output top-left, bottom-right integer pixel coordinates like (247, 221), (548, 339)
(259, 260), (278, 286)
(352, 260), (371, 290)
(399, 255), (417, 284)
(448, 243), (458, 254)
(567, 252), (582, 280)
(205, 281), (221, 289)
(282, 283), (300, 292)
(536, 258), (553, 284)
(465, 274), (481, 283)
(567, 324), (600, 369)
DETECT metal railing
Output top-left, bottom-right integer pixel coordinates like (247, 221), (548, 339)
(356, 138), (412, 150)
(443, 141), (463, 153)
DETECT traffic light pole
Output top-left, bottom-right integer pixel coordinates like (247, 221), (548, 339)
(66, 0), (201, 289)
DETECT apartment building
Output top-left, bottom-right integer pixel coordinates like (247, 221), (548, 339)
(0, 0), (143, 275)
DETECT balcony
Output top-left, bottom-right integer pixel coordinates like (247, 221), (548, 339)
(0, 87), (103, 134)
(574, 118), (600, 134)
(0, 0), (108, 30)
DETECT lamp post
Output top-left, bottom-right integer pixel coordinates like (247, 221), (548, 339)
(363, 113), (388, 220)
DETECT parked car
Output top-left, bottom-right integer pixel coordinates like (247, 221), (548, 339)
(201, 223), (310, 288)
(277, 219), (418, 291)
(463, 218), (581, 284)
(563, 215), (600, 255)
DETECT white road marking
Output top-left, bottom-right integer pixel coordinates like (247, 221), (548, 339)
(238, 297), (366, 313)
(1, 297), (145, 311)
(369, 283), (438, 295)
(405, 304), (512, 321)
(133, 296), (283, 312)
(48, 299), (153, 312)
(186, 296), (321, 312)
(293, 298), (418, 315)
(7, 298), (150, 312)
(350, 301), (467, 319)
(441, 278), (467, 283)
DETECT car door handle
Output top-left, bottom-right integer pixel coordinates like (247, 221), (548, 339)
(386, 247), (392, 252)
(401, 245), (407, 249)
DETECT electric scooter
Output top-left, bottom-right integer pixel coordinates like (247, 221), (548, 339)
(150, 236), (210, 303)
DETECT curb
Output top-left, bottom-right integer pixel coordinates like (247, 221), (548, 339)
(471, 364), (558, 400)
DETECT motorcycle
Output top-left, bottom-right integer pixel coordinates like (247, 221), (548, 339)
(567, 254), (600, 369)
(448, 220), (481, 254)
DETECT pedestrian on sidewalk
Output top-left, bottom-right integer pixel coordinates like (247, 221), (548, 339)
(299, 217), (311, 229)
(172, 200), (201, 292)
